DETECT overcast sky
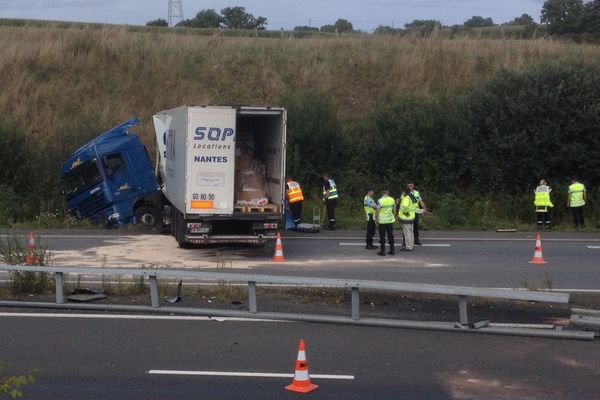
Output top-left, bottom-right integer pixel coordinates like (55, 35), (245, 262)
(1, 0), (546, 31)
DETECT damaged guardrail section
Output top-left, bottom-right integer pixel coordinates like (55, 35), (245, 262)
(0, 263), (593, 340)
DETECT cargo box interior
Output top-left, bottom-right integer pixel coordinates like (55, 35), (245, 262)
(234, 110), (285, 213)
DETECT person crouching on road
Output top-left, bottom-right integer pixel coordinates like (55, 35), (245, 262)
(364, 189), (377, 250)
(399, 186), (417, 251)
(376, 190), (395, 256)
(534, 179), (553, 230)
(286, 176), (304, 227)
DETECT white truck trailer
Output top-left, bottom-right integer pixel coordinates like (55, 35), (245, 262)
(153, 105), (286, 247)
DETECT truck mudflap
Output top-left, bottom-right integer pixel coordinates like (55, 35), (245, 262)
(184, 233), (277, 245)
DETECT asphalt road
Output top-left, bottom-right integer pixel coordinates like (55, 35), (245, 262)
(1, 312), (600, 400)
(5, 229), (600, 290)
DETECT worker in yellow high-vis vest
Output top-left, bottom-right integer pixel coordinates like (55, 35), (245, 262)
(568, 177), (587, 229)
(398, 186), (418, 251)
(533, 179), (553, 230)
(375, 190), (396, 256)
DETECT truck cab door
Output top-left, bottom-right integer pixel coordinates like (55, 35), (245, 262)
(103, 152), (130, 200)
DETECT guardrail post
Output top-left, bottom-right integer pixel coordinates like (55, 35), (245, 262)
(248, 281), (257, 313)
(351, 286), (360, 321)
(149, 275), (159, 308)
(54, 272), (64, 304)
(458, 295), (468, 325)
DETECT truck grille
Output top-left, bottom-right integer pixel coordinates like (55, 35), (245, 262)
(75, 190), (107, 219)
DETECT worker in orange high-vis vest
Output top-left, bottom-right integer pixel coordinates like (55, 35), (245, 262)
(286, 176), (304, 227)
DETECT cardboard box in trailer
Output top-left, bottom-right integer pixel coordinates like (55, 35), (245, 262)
(153, 105), (286, 246)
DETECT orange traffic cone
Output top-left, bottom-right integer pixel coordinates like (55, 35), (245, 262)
(529, 231), (547, 264)
(26, 232), (39, 265)
(272, 232), (286, 262)
(285, 339), (319, 393)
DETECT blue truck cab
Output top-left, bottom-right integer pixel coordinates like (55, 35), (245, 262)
(59, 118), (163, 227)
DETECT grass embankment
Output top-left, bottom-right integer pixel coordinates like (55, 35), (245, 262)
(0, 22), (599, 229)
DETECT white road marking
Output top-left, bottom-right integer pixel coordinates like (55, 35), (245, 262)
(339, 242), (450, 247)
(587, 246), (600, 249)
(148, 370), (354, 380)
(291, 236), (600, 242)
(0, 312), (282, 322)
(4, 233), (600, 243)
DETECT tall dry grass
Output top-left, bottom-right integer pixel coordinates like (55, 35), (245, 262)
(0, 24), (598, 148)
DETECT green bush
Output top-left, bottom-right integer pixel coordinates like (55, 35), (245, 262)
(0, 234), (52, 294)
(281, 91), (347, 195)
(364, 95), (473, 194)
(466, 61), (600, 194)
(0, 186), (20, 226)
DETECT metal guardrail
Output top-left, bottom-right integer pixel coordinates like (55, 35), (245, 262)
(571, 308), (600, 333)
(0, 263), (591, 340)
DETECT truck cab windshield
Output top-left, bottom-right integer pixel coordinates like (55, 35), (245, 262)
(61, 159), (103, 199)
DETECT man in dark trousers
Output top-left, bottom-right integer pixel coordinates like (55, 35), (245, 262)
(376, 189), (396, 256)
(322, 173), (339, 230)
(364, 189), (377, 249)
(286, 176), (304, 227)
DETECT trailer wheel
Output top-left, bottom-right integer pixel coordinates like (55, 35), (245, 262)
(135, 206), (160, 227)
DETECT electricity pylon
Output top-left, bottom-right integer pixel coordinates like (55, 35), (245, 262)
(168, 0), (184, 27)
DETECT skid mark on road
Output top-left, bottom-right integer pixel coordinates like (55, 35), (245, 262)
(439, 368), (565, 400)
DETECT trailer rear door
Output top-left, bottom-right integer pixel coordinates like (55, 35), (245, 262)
(186, 107), (237, 216)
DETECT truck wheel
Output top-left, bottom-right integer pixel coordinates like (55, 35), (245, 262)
(135, 206), (160, 227)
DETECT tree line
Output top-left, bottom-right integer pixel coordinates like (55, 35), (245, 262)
(146, 1), (600, 38)
(146, 6), (267, 30)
